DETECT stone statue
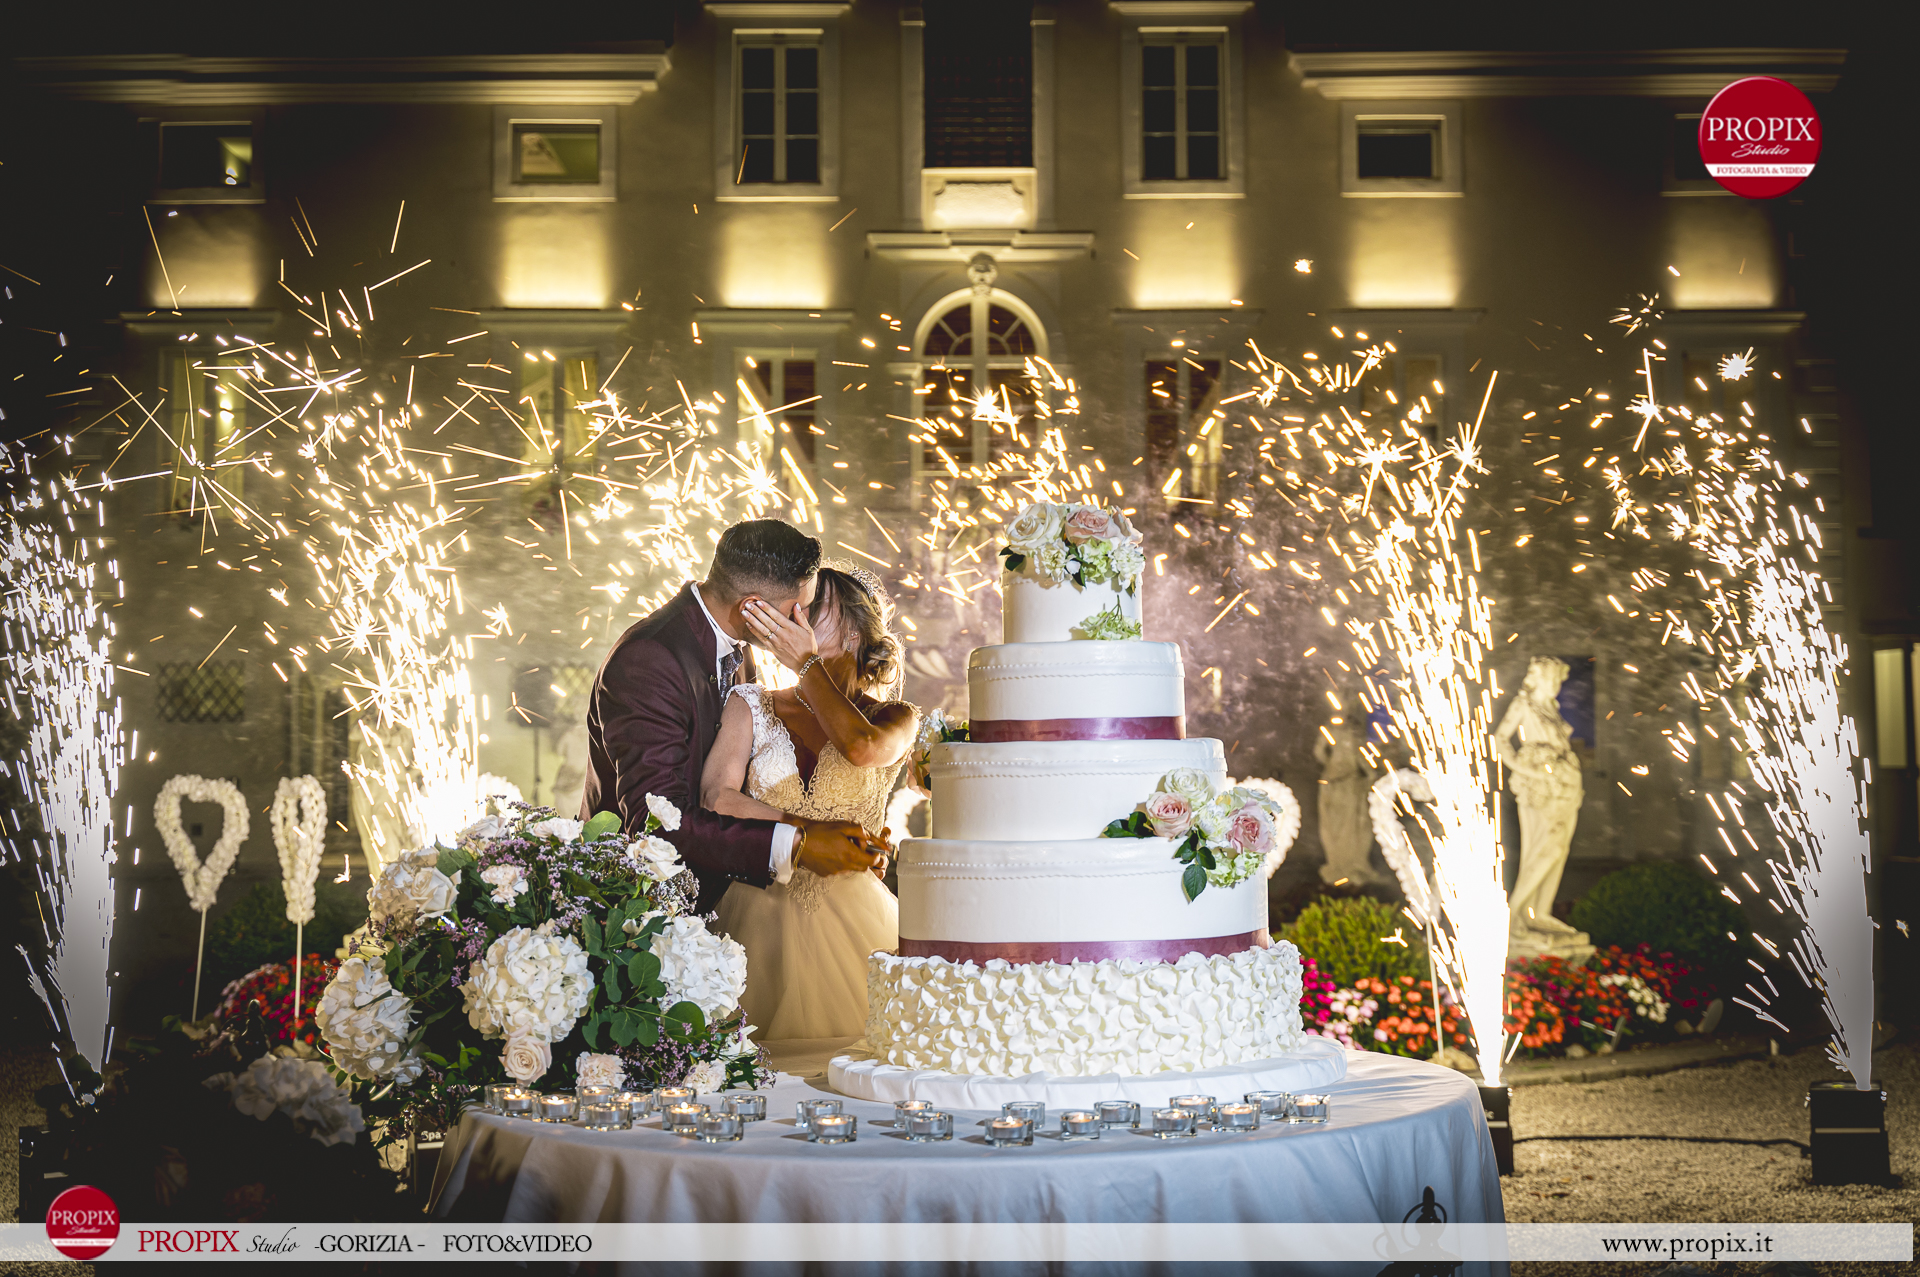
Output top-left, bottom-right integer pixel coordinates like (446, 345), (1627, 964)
(1314, 720), (1388, 886)
(1493, 657), (1592, 958)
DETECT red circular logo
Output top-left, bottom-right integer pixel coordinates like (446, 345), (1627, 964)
(45, 1185), (120, 1261)
(1698, 75), (1821, 198)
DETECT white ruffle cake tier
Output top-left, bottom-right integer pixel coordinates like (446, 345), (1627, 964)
(828, 1036), (1349, 1109)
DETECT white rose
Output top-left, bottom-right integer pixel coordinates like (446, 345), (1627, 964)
(528, 817), (583, 844)
(575, 1052), (626, 1089)
(1005, 503), (1065, 556)
(1160, 768), (1216, 807)
(479, 864), (529, 906)
(501, 1030), (552, 1086)
(626, 835), (683, 882)
(457, 816), (503, 846)
(646, 794), (682, 832)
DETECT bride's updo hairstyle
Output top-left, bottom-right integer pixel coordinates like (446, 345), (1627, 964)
(810, 565), (901, 695)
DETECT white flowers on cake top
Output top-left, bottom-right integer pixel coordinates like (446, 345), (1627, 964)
(650, 916), (748, 1023)
(1005, 502), (1066, 556)
(461, 925), (594, 1044)
(214, 1055), (366, 1147)
(1000, 501), (1145, 593)
(314, 957), (422, 1083)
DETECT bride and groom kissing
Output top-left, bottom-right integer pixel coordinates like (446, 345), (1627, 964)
(579, 518), (919, 1041)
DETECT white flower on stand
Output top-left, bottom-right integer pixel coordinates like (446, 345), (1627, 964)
(528, 817), (583, 843)
(682, 1059), (728, 1094)
(460, 926), (593, 1042)
(221, 1055), (366, 1146)
(479, 864), (530, 906)
(575, 1052), (626, 1089)
(646, 794), (682, 832)
(154, 774), (251, 912)
(625, 836), (683, 882)
(650, 917), (748, 1022)
(314, 957), (422, 1083)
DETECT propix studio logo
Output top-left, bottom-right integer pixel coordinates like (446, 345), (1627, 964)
(46, 1185), (120, 1261)
(1699, 75), (1822, 198)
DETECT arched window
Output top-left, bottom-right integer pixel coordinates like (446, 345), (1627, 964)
(914, 290), (1046, 473)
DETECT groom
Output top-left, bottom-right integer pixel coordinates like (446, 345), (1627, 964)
(580, 518), (882, 914)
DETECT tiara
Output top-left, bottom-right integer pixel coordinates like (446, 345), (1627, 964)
(819, 558), (890, 606)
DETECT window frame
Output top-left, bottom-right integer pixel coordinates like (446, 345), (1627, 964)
(1120, 20), (1244, 198)
(1144, 353), (1226, 505)
(1339, 99), (1463, 198)
(162, 346), (254, 518)
(714, 23), (842, 202)
(150, 112), (266, 205)
(736, 349), (824, 502)
(1662, 110), (1729, 196)
(908, 287), (1050, 488)
(493, 106), (618, 203)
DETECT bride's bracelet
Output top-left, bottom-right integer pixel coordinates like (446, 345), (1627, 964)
(794, 653), (822, 682)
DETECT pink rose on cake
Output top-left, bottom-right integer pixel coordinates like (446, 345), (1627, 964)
(1062, 504), (1117, 545)
(1141, 791), (1194, 839)
(1224, 801), (1276, 855)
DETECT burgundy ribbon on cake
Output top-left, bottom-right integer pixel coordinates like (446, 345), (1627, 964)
(897, 931), (1264, 965)
(969, 715), (1185, 743)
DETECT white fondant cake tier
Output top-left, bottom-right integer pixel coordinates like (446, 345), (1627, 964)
(829, 1035), (1349, 1109)
(1001, 571), (1141, 645)
(863, 944), (1309, 1079)
(967, 641), (1185, 740)
(926, 737), (1223, 841)
(896, 836), (1266, 953)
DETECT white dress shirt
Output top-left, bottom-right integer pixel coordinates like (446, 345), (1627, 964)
(693, 583), (798, 883)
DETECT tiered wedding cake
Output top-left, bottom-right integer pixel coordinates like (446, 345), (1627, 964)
(832, 504), (1346, 1106)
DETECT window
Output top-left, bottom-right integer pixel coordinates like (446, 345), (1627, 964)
(1144, 356), (1222, 503)
(915, 291), (1043, 477)
(1340, 101), (1462, 197)
(1141, 37), (1222, 181)
(494, 107), (616, 201)
(157, 661), (245, 723)
(517, 352), (600, 522)
(924, 0), (1033, 168)
(153, 118), (263, 203)
(1662, 112), (1725, 195)
(737, 39), (820, 185)
(1357, 352), (1445, 437)
(741, 354), (819, 467)
(165, 351), (248, 517)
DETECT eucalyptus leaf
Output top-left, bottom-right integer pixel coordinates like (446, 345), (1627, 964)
(1182, 863), (1207, 902)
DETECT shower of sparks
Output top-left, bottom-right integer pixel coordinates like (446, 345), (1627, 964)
(1717, 347), (1755, 381)
(2, 443), (124, 1073)
(1605, 341), (1875, 1088)
(1243, 342), (1512, 1084)
(1611, 292), (1663, 335)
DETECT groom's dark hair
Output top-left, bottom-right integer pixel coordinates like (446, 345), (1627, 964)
(706, 519), (821, 601)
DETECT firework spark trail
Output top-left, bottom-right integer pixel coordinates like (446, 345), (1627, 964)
(2, 448), (123, 1073)
(1607, 344), (1874, 1087)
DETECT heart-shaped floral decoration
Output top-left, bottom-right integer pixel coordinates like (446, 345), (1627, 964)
(272, 775), (327, 925)
(155, 774), (249, 912)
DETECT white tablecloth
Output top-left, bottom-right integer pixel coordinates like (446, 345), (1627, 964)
(433, 1050), (1504, 1275)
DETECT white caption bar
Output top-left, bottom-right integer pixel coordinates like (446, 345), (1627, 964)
(2, 1222), (1910, 1264)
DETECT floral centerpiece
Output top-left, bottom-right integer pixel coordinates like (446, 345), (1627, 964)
(1101, 767), (1295, 901)
(1000, 502), (1146, 594)
(312, 796), (764, 1142)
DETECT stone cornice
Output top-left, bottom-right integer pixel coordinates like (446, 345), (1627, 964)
(1290, 48), (1845, 98)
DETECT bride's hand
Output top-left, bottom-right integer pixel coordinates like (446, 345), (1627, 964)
(741, 598), (818, 672)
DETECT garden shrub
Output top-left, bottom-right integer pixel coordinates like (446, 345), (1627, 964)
(1569, 860), (1751, 980)
(1282, 895), (1429, 989)
(205, 878), (367, 992)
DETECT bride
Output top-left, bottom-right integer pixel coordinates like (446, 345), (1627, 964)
(703, 564), (919, 1039)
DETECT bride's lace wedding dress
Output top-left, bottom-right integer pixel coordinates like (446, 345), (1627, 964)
(714, 684), (917, 1040)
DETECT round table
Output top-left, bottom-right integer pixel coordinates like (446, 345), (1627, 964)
(432, 1050), (1503, 1275)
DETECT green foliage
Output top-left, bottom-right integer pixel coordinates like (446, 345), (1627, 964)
(1569, 860), (1753, 977)
(205, 878), (368, 992)
(1282, 895), (1430, 988)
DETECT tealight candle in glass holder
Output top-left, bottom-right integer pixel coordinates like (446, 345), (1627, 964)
(536, 1094), (578, 1123)
(665, 1102), (709, 1134)
(810, 1113), (857, 1144)
(797, 1097), (843, 1132)
(1149, 1107), (1197, 1140)
(1170, 1094), (1218, 1127)
(1244, 1090), (1292, 1119)
(1059, 1111), (1102, 1141)
(893, 1099), (933, 1124)
(499, 1088), (535, 1118)
(1096, 1100), (1141, 1129)
(580, 1102), (631, 1130)
(986, 1116), (1033, 1147)
(615, 1090), (653, 1118)
(724, 1093), (767, 1122)
(1002, 1100), (1045, 1128)
(697, 1111), (744, 1143)
(484, 1083), (518, 1114)
(904, 1110), (954, 1143)
(1216, 1102), (1260, 1132)
(1289, 1095), (1331, 1124)
(576, 1084), (616, 1103)
(655, 1085), (697, 1111)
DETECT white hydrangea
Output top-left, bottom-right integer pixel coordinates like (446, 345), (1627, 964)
(682, 1059), (728, 1094)
(366, 855), (456, 928)
(460, 926), (593, 1042)
(220, 1055), (366, 1147)
(575, 1052), (626, 1089)
(314, 957), (422, 1083)
(528, 817), (583, 843)
(650, 917), (748, 1023)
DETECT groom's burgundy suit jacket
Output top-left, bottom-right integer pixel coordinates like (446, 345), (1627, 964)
(580, 583), (779, 915)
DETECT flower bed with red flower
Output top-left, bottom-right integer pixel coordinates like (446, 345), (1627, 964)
(1301, 957), (1473, 1057)
(216, 955), (339, 1048)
